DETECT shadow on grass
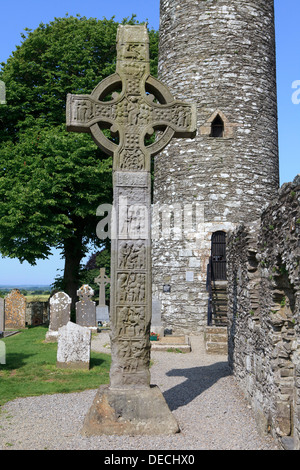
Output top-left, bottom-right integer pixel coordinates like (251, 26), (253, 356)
(1, 352), (33, 371)
(90, 354), (111, 369)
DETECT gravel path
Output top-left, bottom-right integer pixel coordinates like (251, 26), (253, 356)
(0, 334), (280, 451)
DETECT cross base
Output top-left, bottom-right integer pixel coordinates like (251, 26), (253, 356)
(81, 385), (180, 436)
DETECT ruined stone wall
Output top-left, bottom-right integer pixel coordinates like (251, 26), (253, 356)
(25, 301), (49, 326)
(227, 176), (300, 449)
(152, 0), (279, 333)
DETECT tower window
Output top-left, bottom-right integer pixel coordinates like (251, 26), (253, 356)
(211, 115), (224, 137)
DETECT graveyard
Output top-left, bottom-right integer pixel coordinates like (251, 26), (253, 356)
(0, 326), (111, 406)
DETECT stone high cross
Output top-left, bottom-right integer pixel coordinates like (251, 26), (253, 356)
(94, 268), (110, 307)
(67, 25), (196, 435)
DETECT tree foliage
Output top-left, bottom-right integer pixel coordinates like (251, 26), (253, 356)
(0, 15), (158, 300)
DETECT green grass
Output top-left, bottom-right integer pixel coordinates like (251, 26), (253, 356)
(25, 295), (50, 302)
(0, 326), (111, 406)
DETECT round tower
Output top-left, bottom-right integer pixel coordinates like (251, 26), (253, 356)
(152, 0), (279, 333)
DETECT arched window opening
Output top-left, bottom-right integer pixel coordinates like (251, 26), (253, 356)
(211, 114), (224, 137)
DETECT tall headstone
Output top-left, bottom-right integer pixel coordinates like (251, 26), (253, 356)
(76, 284), (96, 329)
(0, 298), (4, 333)
(4, 289), (26, 329)
(57, 321), (91, 370)
(151, 297), (164, 337)
(94, 268), (110, 325)
(0, 340), (5, 364)
(67, 25), (196, 435)
(45, 291), (71, 342)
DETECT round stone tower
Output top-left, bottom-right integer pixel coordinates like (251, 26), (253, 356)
(152, 0), (279, 333)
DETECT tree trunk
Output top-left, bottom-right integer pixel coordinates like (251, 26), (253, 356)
(63, 234), (84, 312)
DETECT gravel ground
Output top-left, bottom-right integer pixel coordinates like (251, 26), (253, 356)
(0, 334), (281, 451)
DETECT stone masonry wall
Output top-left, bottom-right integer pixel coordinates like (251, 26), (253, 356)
(153, 0), (279, 333)
(25, 301), (49, 326)
(227, 176), (300, 449)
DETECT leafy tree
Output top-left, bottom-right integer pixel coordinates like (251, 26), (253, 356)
(0, 15), (159, 305)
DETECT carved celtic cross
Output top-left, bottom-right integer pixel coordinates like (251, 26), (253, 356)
(66, 25), (196, 171)
(67, 25), (196, 390)
(94, 268), (110, 307)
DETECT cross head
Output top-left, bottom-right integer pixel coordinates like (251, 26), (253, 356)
(66, 25), (196, 171)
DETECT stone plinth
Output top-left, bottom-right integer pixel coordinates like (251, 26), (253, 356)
(151, 335), (191, 352)
(82, 385), (179, 436)
(96, 305), (109, 325)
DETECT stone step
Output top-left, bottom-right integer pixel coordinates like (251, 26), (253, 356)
(212, 304), (227, 310)
(213, 306), (227, 314)
(211, 287), (228, 326)
(205, 341), (228, 355)
(158, 335), (187, 344)
(211, 311), (228, 320)
(212, 288), (227, 294)
(213, 301), (227, 306)
(205, 326), (227, 335)
(151, 343), (191, 352)
(212, 294), (227, 301)
(205, 326), (228, 355)
(151, 335), (191, 352)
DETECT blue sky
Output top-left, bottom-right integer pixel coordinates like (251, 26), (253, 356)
(0, 0), (299, 286)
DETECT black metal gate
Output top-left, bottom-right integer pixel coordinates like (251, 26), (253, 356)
(211, 231), (227, 281)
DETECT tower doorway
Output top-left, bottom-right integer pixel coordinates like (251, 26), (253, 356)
(211, 231), (227, 281)
(207, 231), (228, 327)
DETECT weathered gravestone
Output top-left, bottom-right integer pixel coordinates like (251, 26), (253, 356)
(0, 298), (4, 333)
(76, 284), (96, 329)
(4, 289), (26, 329)
(0, 340), (5, 364)
(45, 291), (71, 342)
(67, 24), (196, 435)
(57, 321), (91, 370)
(151, 297), (164, 338)
(94, 268), (110, 325)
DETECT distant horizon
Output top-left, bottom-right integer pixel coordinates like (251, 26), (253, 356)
(0, 284), (51, 288)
